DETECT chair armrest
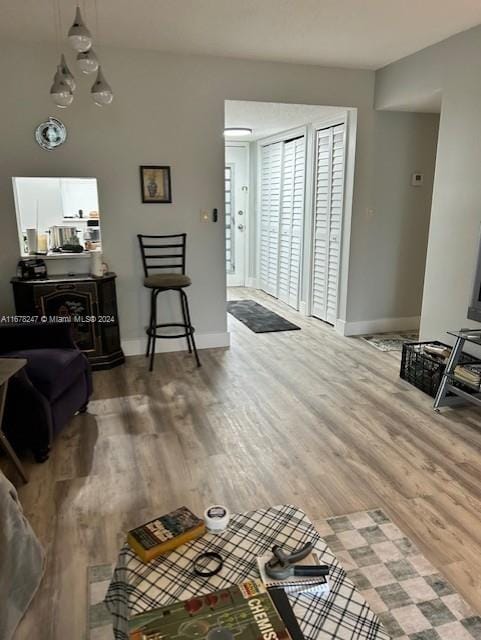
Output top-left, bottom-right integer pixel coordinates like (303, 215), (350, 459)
(0, 323), (77, 353)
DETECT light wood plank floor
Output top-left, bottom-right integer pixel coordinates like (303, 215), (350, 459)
(7, 287), (481, 639)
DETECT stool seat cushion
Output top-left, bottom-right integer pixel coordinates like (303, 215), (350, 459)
(144, 273), (191, 289)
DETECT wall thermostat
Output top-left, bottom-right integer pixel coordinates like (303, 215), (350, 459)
(411, 172), (424, 186)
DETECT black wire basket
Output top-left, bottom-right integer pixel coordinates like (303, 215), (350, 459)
(400, 340), (480, 398)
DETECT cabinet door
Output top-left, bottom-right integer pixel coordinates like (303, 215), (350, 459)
(278, 136), (305, 310)
(36, 282), (99, 353)
(259, 141), (282, 297)
(311, 124), (345, 324)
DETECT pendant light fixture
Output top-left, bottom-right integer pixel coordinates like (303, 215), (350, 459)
(59, 53), (76, 91)
(50, 66), (74, 108)
(47, 0), (113, 108)
(91, 66), (114, 106)
(68, 6), (92, 52)
(76, 48), (99, 74)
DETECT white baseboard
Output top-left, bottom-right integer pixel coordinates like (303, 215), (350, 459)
(299, 301), (307, 316)
(336, 316), (420, 337)
(246, 277), (259, 289)
(122, 332), (230, 357)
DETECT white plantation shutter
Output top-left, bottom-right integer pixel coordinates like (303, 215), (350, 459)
(278, 136), (305, 309)
(259, 141), (282, 296)
(311, 124), (345, 324)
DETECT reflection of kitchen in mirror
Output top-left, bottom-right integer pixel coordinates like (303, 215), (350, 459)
(12, 177), (101, 257)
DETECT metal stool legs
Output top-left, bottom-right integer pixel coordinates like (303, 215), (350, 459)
(145, 289), (155, 358)
(180, 289), (201, 367)
(149, 289), (160, 372)
(146, 288), (201, 371)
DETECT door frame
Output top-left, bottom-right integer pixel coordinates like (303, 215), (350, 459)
(225, 141), (250, 287)
(256, 125), (308, 298)
(305, 110), (357, 331)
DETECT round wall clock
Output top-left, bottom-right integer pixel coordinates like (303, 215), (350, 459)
(35, 117), (67, 151)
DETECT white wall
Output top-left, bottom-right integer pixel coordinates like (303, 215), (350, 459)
(0, 40), (375, 351)
(355, 111), (438, 323)
(13, 177), (63, 234)
(0, 39), (439, 349)
(376, 24), (481, 341)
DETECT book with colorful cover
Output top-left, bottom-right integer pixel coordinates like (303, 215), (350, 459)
(127, 506), (205, 562)
(128, 579), (292, 640)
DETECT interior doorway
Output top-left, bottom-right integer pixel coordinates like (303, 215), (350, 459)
(224, 100), (357, 331)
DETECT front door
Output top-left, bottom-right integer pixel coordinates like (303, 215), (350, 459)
(225, 144), (248, 287)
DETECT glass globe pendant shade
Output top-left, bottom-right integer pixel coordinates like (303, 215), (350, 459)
(50, 66), (73, 108)
(60, 54), (76, 91)
(77, 48), (99, 74)
(68, 6), (92, 52)
(91, 67), (114, 106)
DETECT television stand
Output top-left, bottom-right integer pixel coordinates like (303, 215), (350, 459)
(434, 329), (481, 410)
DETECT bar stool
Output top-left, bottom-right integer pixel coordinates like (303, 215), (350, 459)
(138, 233), (201, 371)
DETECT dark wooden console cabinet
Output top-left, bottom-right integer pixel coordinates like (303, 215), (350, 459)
(11, 272), (125, 371)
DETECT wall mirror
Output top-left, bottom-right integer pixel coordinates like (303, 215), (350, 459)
(12, 177), (102, 258)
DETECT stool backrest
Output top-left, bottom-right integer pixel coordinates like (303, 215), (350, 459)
(137, 233), (186, 277)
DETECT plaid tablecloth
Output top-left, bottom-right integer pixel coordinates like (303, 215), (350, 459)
(104, 504), (389, 640)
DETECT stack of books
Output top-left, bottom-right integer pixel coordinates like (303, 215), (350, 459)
(128, 579), (291, 640)
(127, 506), (205, 562)
(454, 363), (481, 389)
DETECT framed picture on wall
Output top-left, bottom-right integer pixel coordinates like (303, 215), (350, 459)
(140, 165), (172, 203)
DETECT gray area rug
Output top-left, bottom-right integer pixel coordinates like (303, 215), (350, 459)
(360, 332), (419, 352)
(227, 299), (301, 333)
(88, 509), (480, 639)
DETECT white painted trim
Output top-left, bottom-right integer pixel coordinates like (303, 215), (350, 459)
(299, 300), (307, 316)
(257, 125), (308, 149)
(336, 316), (420, 337)
(246, 277), (259, 289)
(122, 332), (230, 356)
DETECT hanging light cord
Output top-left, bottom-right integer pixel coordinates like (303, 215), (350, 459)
(95, 0), (99, 45)
(56, 0), (63, 46)
(51, 0), (60, 57)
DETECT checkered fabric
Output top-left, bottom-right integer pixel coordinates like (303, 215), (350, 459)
(319, 509), (481, 640)
(104, 504), (389, 640)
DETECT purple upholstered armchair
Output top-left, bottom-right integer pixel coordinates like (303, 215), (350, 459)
(0, 323), (92, 462)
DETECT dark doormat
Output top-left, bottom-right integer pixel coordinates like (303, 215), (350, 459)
(227, 300), (301, 333)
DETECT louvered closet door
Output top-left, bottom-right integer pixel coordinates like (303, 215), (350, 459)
(278, 136), (305, 309)
(311, 123), (345, 324)
(259, 142), (282, 296)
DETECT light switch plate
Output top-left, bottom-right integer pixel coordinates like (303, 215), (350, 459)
(411, 172), (424, 186)
(200, 210), (210, 223)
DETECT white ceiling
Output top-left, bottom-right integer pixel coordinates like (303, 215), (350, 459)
(225, 101), (345, 140)
(1, 1), (481, 70)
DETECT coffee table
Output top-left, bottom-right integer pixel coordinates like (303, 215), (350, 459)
(105, 504), (389, 639)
